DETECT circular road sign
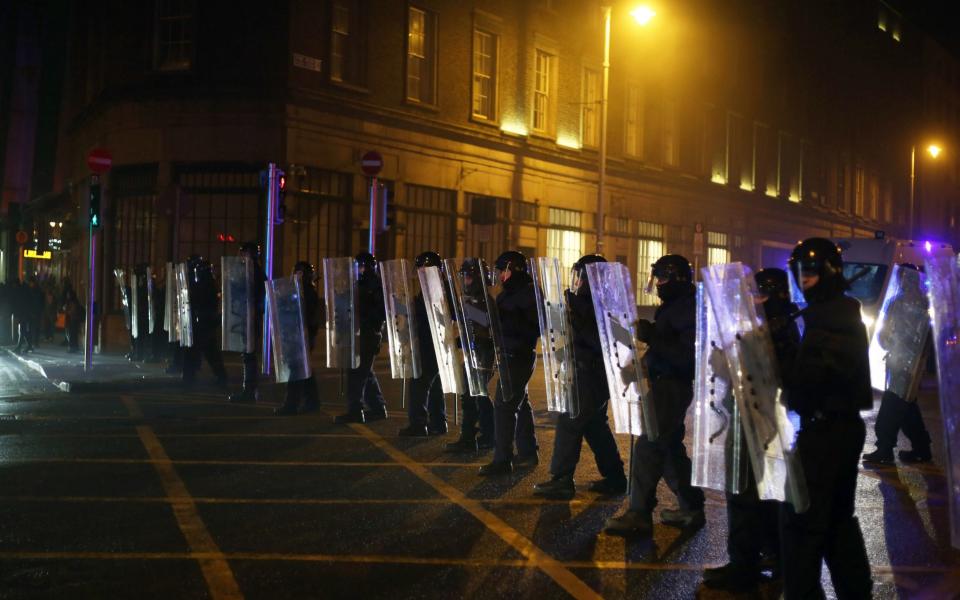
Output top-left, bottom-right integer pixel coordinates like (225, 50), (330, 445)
(360, 150), (383, 176)
(15, 230), (28, 245)
(87, 147), (113, 174)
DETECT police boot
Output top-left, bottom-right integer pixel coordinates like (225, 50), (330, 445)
(862, 448), (895, 465)
(533, 474), (575, 498)
(445, 434), (478, 453)
(702, 563), (761, 592)
(478, 459), (512, 476)
(587, 476), (628, 496)
(604, 510), (653, 536)
(660, 507), (705, 529)
(334, 411), (365, 425)
(398, 423), (429, 437)
(899, 447), (933, 463)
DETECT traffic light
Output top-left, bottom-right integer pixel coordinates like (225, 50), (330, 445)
(89, 176), (102, 228)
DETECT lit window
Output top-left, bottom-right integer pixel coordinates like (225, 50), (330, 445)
(533, 49), (554, 133)
(581, 68), (599, 147)
(406, 7), (437, 104)
(155, 0), (193, 71)
(624, 84), (643, 157)
(546, 208), (582, 274)
(707, 231), (730, 266)
(330, 1), (365, 85)
(472, 30), (498, 120)
(636, 221), (665, 306)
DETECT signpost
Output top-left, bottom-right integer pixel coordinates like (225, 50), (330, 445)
(85, 148), (111, 371)
(361, 151), (384, 255)
(261, 162), (283, 376)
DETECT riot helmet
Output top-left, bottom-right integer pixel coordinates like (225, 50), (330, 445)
(493, 250), (528, 284)
(414, 251), (443, 269)
(458, 258), (488, 295)
(571, 254), (606, 294)
(293, 260), (316, 284)
(240, 241), (262, 262)
(788, 238), (845, 302)
(754, 268), (790, 301)
(188, 256), (214, 286)
(355, 252), (378, 281)
(649, 254), (693, 302)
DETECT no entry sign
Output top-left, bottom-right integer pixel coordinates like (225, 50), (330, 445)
(87, 148), (113, 174)
(360, 150), (383, 176)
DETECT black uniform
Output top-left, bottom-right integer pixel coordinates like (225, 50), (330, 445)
(182, 261), (228, 385)
(230, 259), (267, 402)
(406, 292), (448, 430)
(490, 271), (539, 464)
(282, 279), (321, 412)
(547, 287), (625, 483)
(628, 282), (705, 516)
(781, 261), (872, 598)
(132, 266), (150, 361)
(346, 271), (386, 416)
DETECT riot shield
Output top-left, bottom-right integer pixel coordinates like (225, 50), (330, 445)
(323, 257), (359, 369)
(165, 263), (180, 343)
(444, 258), (512, 401)
(266, 274), (311, 383)
(130, 272), (142, 339)
(113, 268), (131, 331)
(530, 256), (579, 416)
(418, 265), (466, 395)
(585, 262), (657, 439)
(380, 259), (422, 379)
(692, 282), (746, 494)
(702, 262), (808, 511)
(175, 263), (193, 347)
(868, 265), (930, 400)
(924, 252), (960, 549)
(221, 256), (256, 353)
(147, 266), (156, 334)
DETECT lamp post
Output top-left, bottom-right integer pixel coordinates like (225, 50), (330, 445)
(908, 143), (942, 240)
(596, 5), (655, 254)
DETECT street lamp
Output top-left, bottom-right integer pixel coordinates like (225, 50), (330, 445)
(908, 143), (943, 240)
(597, 5), (655, 254)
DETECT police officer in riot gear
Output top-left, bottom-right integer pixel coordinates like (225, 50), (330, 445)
(703, 267), (799, 592)
(478, 250), (540, 475)
(533, 254), (626, 497)
(779, 238), (872, 599)
(442, 258), (494, 444)
(132, 263), (150, 361)
(182, 256), (228, 386)
(275, 261), (322, 415)
(228, 242), (268, 403)
(862, 263), (933, 465)
(399, 251), (450, 438)
(334, 252), (388, 424)
(606, 254), (705, 534)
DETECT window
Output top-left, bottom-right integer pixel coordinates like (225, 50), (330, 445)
(707, 231), (730, 266)
(624, 83), (643, 157)
(112, 166), (158, 310)
(533, 49), (554, 134)
(854, 164), (866, 216)
(285, 168), (352, 271)
(663, 99), (679, 167)
(778, 132), (801, 202)
(581, 68), (600, 147)
(407, 7), (437, 104)
(514, 201), (538, 222)
(154, 0), (193, 71)
(546, 208), (582, 273)
(465, 194), (509, 258)
(400, 184), (457, 258)
(330, 0), (365, 85)
(643, 93), (663, 164)
(727, 113), (750, 190)
(636, 221), (665, 306)
(754, 123), (777, 197)
(472, 29), (498, 120)
(706, 107), (726, 184)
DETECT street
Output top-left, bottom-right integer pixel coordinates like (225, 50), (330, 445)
(0, 351), (958, 599)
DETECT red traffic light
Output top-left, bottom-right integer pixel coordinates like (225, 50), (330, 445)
(279, 175), (286, 191)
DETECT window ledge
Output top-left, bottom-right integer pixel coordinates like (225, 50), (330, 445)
(329, 80), (370, 94)
(404, 98), (440, 113)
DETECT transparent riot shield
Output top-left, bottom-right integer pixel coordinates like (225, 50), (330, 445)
(266, 274), (311, 383)
(924, 253), (960, 549)
(323, 257), (359, 369)
(130, 272), (142, 339)
(418, 265), (466, 395)
(380, 259), (422, 379)
(146, 266), (156, 334)
(175, 263), (193, 347)
(221, 256), (255, 353)
(702, 262), (808, 511)
(585, 262), (657, 439)
(530, 257), (579, 416)
(868, 265), (930, 400)
(444, 258), (512, 401)
(113, 268), (131, 331)
(692, 282), (746, 494)
(165, 263), (180, 343)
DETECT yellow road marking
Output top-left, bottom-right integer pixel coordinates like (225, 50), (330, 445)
(0, 495), (625, 507)
(4, 458), (482, 468)
(347, 421), (603, 600)
(122, 396), (242, 600)
(6, 433), (365, 439)
(0, 550), (952, 575)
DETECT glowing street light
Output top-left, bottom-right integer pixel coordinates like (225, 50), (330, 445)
(597, 5), (656, 253)
(909, 142), (944, 239)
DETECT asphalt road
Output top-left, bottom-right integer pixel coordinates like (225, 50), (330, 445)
(0, 352), (958, 599)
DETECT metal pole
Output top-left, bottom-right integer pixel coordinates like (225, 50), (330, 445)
(84, 177), (98, 371)
(597, 5), (612, 255)
(909, 144), (916, 240)
(261, 163), (278, 376)
(368, 177), (378, 255)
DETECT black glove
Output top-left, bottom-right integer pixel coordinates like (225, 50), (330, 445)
(636, 319), (654, 344)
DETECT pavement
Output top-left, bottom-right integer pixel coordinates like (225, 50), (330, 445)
(0, 349), (958, 599)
